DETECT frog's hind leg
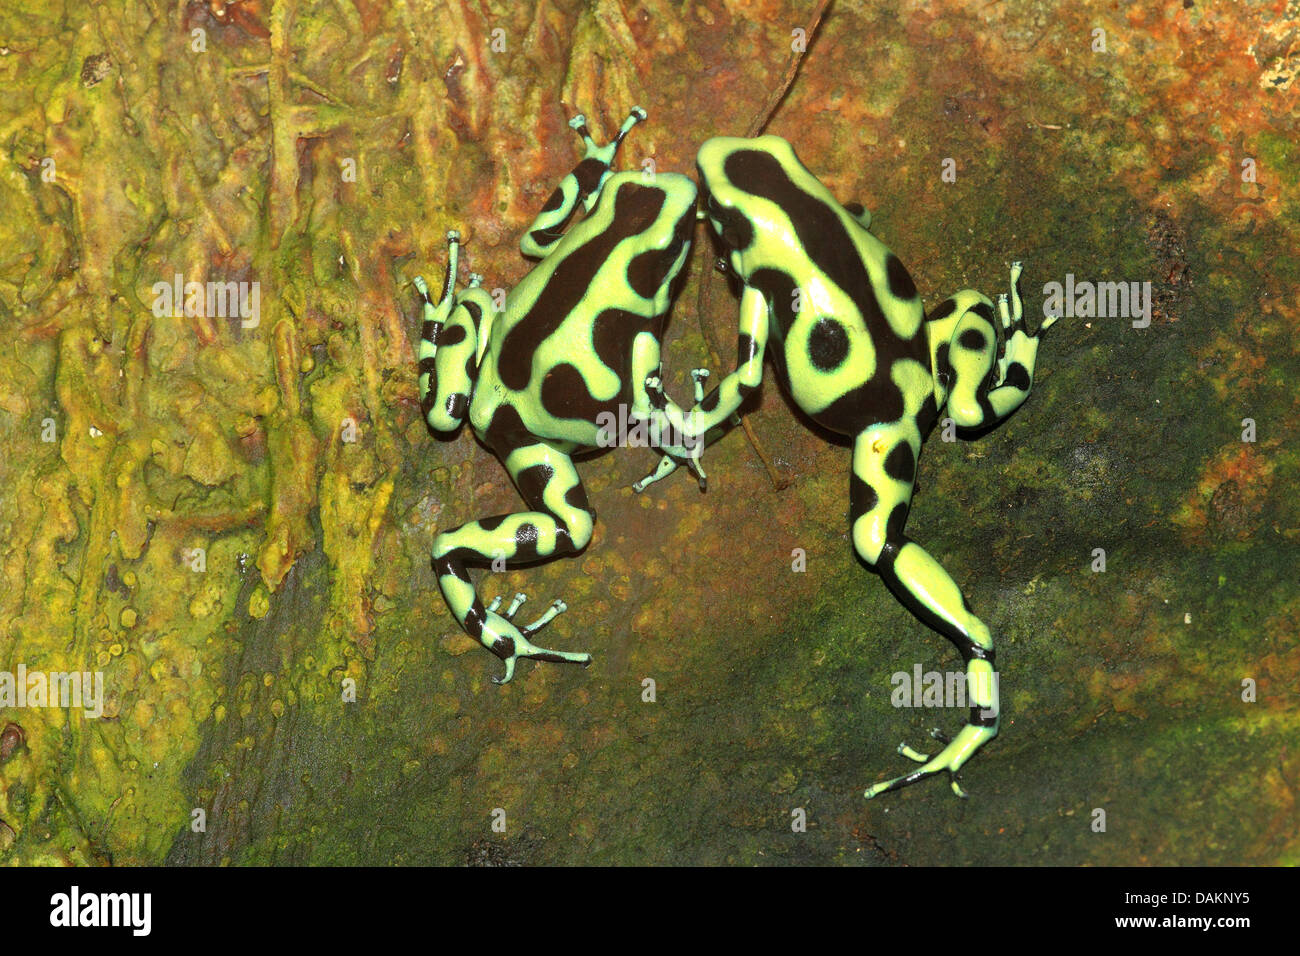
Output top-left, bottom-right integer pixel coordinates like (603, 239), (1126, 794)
(848, 425), (1000, 799)
(432, 441), (596, 683)
(520, 106), (648, 258)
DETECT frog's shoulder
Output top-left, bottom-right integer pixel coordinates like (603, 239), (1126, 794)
(586, 170), (697, 221)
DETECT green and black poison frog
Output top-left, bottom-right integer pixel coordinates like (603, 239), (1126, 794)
(663, 134), (1058, 798)
(417, 108), (711, 684)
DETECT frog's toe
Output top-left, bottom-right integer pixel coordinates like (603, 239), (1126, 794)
(519, 597), (567, 636)
(897, 741), (932, 763)
(997, 292), (1014, 331)
(684, 450), (708, 491)
(864, 754), (966, 801)
(499, 632), (591, 684)
(487, 591), (529, 620)
(690, 367), (712, 403)
(632, 453), (679, 493)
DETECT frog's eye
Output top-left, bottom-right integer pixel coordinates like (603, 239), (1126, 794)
(714, 255), (743, 296)
(703, 199), (750, 250)
(703, 189), (732, 217)
(719, 216), (751, 251)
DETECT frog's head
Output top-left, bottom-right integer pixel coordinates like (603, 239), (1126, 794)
(697, 134), (816, 281)
(599, 172), (699, 305)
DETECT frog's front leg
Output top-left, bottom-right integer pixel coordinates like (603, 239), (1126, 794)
(520, 106), (648, 258)
(848, 424), (1000, 799)
(432, 440), (595, 683)
(674, 283), (771, 442)
(927, 261), (1056, 429)
(416, 231), (496, 432)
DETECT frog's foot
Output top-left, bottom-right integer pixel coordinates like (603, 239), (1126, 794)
(644, 366), (716, 413)
(569, 107), (647, 159)
(631, 446), (707, 494)
(678, 371), (710, 491)
(415, 230), (464, 307)
(683, 366), (728, 432)
(1005, 260), (1056, 335)
(686, 365), (739, 445)
(863, 723), (997, 800)
(612, 106), (648, 149)
(483, 594), (590, 684)
(643, 371), (694, 432)
(683, 449), (707, 491)
(632, 368), (739, 493)
(633, 369), (710, 493)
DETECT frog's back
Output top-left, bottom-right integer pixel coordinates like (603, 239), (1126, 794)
(477, 171), (697, 449)
(698, 135), (929, 434)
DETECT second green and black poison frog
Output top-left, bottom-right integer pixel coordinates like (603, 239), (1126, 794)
(417, 109), (707, 684)
(662, 134), (1058, 798)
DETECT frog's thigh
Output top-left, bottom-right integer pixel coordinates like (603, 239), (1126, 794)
(433, 443), (596, 571)
(849, 422), (919, 567)
(505, 442), (595, 554)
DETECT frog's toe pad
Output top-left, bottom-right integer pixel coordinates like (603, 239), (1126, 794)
(897, 742), (931, 764)
(519, 597), (567, 636)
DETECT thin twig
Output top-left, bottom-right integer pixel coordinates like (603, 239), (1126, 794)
(746, 0), (833, 138)
(696, 0), (832, 491)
